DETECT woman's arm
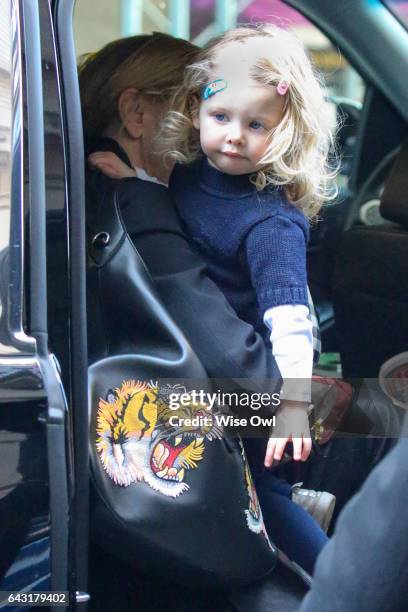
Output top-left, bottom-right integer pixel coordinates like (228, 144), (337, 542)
(87, 155), (282, 395)
(119, 179), (281, 388)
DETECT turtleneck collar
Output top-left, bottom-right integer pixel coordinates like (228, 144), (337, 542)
(199, 157), (255, 198)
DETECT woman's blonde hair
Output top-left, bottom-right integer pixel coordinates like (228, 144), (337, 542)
(161, 25), (338, 218)
(78, 32), (198, 151)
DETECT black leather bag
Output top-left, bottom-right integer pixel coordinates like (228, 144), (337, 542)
(87, 174), (277, 588)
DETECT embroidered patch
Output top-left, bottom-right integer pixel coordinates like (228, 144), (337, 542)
(238, 440), (272, 544)
(96, 380), (222, 497)
(202, 79), (227, 100)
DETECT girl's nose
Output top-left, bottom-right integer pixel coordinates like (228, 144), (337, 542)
(226, 123), (244, 145)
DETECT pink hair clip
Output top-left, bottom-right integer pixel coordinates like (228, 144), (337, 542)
(276, 80), (289, 96)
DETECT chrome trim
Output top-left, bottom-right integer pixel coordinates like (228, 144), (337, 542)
(75, 592), (91, 603)
(25, 525), (52, 543)
(0, 354), (45, 401)
(1, 0), (37, 356)
(24, 0), (47, 336)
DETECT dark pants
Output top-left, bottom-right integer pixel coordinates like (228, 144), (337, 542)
(253, 471), (328, 576)
(244, 438), (328, 575)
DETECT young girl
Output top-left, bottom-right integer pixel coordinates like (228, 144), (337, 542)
(90, 24), (336, 574)
(164, 25), (337, 459)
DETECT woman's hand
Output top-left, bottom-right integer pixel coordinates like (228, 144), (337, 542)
(88, 151), (136, 179)
(264, 400), (312, 466)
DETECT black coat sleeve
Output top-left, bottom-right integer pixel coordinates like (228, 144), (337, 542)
(119, 179), (281, 389)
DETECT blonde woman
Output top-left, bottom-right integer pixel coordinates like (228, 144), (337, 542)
(80, 32), (198, 183)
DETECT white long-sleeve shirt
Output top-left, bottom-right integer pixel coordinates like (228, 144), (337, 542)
(264, 304), (313, 403)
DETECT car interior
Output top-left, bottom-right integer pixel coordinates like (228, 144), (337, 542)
(63, 0), (408, 609)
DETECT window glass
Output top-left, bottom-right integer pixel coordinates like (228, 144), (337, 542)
(74, 0), (365, 105)
(382, 0), (408, 30)
(0, 0), (11, 251)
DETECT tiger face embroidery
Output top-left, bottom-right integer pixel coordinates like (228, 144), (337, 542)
(96, 380), (222, 497)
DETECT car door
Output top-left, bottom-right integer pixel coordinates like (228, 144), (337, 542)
(0, 0), (88, 608)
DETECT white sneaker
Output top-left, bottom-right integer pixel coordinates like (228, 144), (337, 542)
(291, 483), (336, 533)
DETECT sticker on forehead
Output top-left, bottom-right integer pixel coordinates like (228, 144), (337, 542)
(202, 79), (227, 100)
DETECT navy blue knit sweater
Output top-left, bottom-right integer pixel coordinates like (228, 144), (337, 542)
(170, 158), (309, 345)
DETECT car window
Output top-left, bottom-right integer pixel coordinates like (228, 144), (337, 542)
(382, 0), (408, 30)
(0, 0), (11, 252)
(74, 0), (366, 190)
(74, 0), (365, 107)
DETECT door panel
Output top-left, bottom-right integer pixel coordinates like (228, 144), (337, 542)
(0, 0), (50, 590)
(0, 0), (71, 605)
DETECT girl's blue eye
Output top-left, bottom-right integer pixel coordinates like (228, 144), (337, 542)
(250, 120), (264, 130)
(214, 113), (226, 122)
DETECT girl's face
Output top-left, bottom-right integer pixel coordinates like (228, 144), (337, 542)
(193, 68), (285, 176)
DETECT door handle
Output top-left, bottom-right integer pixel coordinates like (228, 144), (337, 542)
(0, 355), (45, 402)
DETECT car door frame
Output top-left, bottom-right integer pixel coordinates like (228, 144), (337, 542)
(45, 0), (90, 607)
(0, 0), (70, 600)
(1, 0), (89, 608)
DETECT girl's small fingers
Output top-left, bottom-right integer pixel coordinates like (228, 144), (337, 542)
(94, 163), (112, 174)
(90, 160), (106, 169)
(274, 437), (287, 461)
(91, 162), (120, 178)
(301, 436), (312, 461)
(264, 439), (276, 467)
(88, 153), (107, 164)
(89, 151), (113, 160)
(87, 157), (106, 169)
(292, 437), (302, 461)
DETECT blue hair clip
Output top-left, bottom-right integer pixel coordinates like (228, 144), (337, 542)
(202, 79), (227, 100)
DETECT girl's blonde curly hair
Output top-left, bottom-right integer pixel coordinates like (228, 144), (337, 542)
(161, 25), (338, 219)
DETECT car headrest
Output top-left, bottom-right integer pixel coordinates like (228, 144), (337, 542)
(380, 139), (408, 227)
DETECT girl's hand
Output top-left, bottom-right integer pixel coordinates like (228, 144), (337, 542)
(264, 400), (312, 467)
(88, 151), (136, 179)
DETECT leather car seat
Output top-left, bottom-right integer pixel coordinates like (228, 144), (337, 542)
(333, 139), (408, 378)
